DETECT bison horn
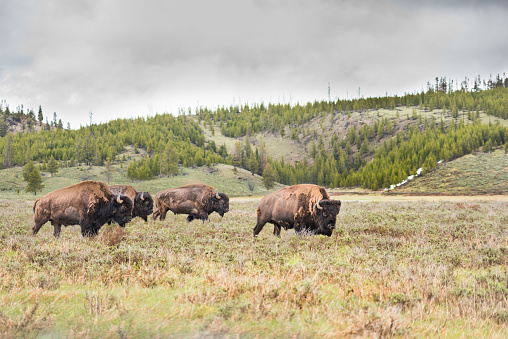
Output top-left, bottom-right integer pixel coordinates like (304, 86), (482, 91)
(315, 201), (323, 210)
(116, 194), (123, 204)
(215, 193), (221, 199)
(140, 193), (145, 201)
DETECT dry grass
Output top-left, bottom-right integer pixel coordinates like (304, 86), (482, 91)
(396, 149), (508, 195)
(1, 197), (508, 337)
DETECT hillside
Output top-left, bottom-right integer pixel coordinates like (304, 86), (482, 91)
(199, 106), (508, 165)
(0, 161), (284, 199)
(1, 85), (508, 192)
(389, 149), (508, 195)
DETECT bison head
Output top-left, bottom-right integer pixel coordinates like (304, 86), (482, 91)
(213, 192), (230, 217)
(111, 194), (134, 227)
(133, 191), (154, 221)
(314, 199), (341, 236)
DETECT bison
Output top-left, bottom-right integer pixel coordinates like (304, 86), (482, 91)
(253, 184), (341, 237)
(109, 185), (154, 224)
(153, 184), (229, 222)
(32, 180), (134, 237)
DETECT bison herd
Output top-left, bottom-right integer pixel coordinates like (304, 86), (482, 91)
(31, 181), (341, 239)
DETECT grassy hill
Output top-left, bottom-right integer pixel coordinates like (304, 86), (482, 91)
(0, 162), (284, 200)
(388, 149), (508, 195)
(199, 106), (508, 165)
(2, 86), (508, 193)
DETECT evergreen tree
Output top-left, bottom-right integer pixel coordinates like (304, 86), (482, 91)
(38, 105), (43, 126)
(104, 158), (114, 184)
(218, 143), (228, 159)
(127, 159), (137, 181)
(46, 156), (59, 177)
(3, 134), (13, 168)
(262, 163), (276, 189)
(160, 143), (179, 176)
(483, 139), (492, 153)
(23, 161), (44, 195)
(0, 116), (6, 137)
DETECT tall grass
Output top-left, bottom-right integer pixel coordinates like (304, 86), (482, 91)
(1, 197), (507, 337)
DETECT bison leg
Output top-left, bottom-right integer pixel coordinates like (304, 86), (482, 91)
(152, 210), (160, 220)
(273, 223), (282, 237)
(51, 221), (62, 238)
(159, 207), (169, 221)
(80, 223), (98, 237)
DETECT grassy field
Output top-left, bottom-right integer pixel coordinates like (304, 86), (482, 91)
(1, 195), (508, 338)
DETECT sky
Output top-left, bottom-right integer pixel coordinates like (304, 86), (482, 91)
(1, 0), (507, 128)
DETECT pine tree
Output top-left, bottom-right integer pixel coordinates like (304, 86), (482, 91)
(46, 156), (59, 177)
(127, 159), (137, 181)
(104, 158), (114, 184)
(0, 116), (6, 137)
(38, 105), (43, 126)
(23, 161), (44, 195)
(262, 163), (276, 189)
(160, 143), (179, 176)
(3, 134), (13, 168)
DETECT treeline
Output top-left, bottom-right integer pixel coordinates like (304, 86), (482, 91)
(0, 102), (63, 137)
(2, 75), (508, 189)
(0, 113), (229, 179)
(197, 74), (508, 138)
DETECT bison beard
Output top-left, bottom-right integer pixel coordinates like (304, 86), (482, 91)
(32, 181), (133, 237)
(153, 184), (229, 223)
(253, 184), (341, 237)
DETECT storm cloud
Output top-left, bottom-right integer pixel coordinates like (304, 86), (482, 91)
(1, 0), (507, 127)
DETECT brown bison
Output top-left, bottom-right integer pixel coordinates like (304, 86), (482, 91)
(109, 185), (154, 223)
(253, 184), (341, 237)
(32, 181), (134, 237)
(153, 184), (229, 222)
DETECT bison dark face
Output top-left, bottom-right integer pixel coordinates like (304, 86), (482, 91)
(213, 192), (230, 217)
(134, 191), (154, 221)
(315, 199), (341, 236)
(111, 194), (134, 227)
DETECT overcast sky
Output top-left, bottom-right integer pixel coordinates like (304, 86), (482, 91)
(1, 0), (507, 128)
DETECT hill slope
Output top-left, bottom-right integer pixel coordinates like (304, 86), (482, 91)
(0, 162), (284, 199)
(390, 149), (508, 195)
(2, 86), (508, 192)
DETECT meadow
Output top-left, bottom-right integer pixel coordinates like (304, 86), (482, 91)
(1, 195), (508, 338)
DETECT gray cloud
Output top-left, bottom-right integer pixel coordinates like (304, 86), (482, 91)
(0, 0), (507, 127)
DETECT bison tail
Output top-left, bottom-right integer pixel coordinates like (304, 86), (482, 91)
(33, 199), (40, 213)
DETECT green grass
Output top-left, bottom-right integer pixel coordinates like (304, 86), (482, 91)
(1, 196), (508, 337)
(0, 163), (284, 200)
(394, 149), (508, 195)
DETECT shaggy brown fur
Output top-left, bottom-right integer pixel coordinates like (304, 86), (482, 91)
(253, 184), (341, 237)
(33, 181), (133, 237)
(153, 184), (229, 222)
